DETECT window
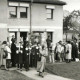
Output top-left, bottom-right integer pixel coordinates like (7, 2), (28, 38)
(46, 9), (53, 19)
(20, 7), (27, 18)
(9, 7), (17, 18)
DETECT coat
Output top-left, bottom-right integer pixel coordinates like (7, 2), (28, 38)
(1, 44), (6, 66)
(66, 43), (72, 59)
(16, 44), (23, 64)
(24, 47), (29, 69)
(4, 46), (11, 59)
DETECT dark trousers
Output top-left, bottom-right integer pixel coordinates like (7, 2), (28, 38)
(30, 54), (35, 67)
(24, 55), (29, 70)
(11, 53), (16, 67)
(17, 64), (23, 69)
(6, 59), (11, 68)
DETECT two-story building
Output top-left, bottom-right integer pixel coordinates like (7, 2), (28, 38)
(0, 0), (66, 45)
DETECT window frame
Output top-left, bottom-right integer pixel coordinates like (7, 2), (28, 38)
(46, 8), (54, 19)
(8, 6), (17, 18)
(19, 7), (28, 18)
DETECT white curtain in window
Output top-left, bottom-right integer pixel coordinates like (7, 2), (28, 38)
(19, 7), (26, 12)
(9, 7), (16, 12)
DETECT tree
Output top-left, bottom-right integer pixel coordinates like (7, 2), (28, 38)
(63, 10), (80, 41)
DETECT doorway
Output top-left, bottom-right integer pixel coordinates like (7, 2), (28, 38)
(20, 32), (27, 41)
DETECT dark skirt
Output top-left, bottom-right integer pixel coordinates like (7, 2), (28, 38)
(16, 53), (23, 64)
(18, 53), (23, 64)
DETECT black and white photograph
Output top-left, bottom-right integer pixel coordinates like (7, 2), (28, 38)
(0, 0), (80, 80)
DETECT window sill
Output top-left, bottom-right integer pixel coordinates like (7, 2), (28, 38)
(46, 18), (54, 21)
(8, 18), (28, 19)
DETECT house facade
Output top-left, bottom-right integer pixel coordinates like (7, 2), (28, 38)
(0, 0), (66, 45)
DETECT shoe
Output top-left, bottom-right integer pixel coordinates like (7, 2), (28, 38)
(39, 72), (44, 78)
(41, 73), (44, 78)
(26, 69), (29, 71)
(20, 69), (22, 71)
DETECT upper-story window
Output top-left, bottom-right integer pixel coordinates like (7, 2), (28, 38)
(46, 9), (53, 19)
(9, 7), (17, 18)
(46, 5), (55, 19)
(8, 2), (29, 18)
(20, 7), (27, 18)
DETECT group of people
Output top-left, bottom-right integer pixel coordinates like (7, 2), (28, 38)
(0, 35), (48, 77)
(0, 34), (80, 77)
(48, 39), (80, 63)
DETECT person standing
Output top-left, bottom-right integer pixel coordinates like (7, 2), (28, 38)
(16, 42), (23, 71)
(75, 40), (78, 60)
(4, 42), (11, 70)
(56, 41), (62, 62)
(46, 36), (51, 51)
(61, 43), (65, 62)
(30, 45), (35, 67)
(48, 42), (55, 63)
(66, 41), (72, 63)
(1, 41), (7, 69)
(24, 41), (29, 71)
(38, 44), (48, 77)
(11, 35), (16, 67)
(34, 42), (38, 68)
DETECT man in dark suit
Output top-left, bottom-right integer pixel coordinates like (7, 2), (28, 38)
(24, 41), (29, 71)
(46, 36), (52, 51)
(11, 35), (16, 67)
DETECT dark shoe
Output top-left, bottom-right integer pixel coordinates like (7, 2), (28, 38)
(20, 69), (22, 71)
(26, 69), (29, 71)
(39, 72), (44, 78)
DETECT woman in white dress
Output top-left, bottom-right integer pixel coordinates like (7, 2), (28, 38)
(66, 41), (72, 63)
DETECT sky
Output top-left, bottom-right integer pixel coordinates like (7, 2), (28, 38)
(61, 0), (80, 12)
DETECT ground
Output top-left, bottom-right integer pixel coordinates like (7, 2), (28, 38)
(0, 69), (34, 80)
(0, 62), (80, 80)
(45, 62), (80, 80)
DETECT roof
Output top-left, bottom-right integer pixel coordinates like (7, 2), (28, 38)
(8, 0), (66, 5)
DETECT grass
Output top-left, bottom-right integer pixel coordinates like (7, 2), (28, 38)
(45, 62), (80, 80)
(0, 70), (34, 80)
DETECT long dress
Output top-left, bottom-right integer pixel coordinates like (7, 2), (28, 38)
(66, 44), (72, 59)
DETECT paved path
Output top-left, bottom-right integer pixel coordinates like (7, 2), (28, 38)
(17, 68), (74, 80)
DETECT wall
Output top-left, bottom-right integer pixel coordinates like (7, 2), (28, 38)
(7, 2), (63, 44)
(32, 3), (63, 27)
(0, 28), (8, 43)
(0, 0), (7, 23)
(0, 0), (8, 43)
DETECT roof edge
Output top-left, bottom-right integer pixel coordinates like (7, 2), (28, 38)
(8, 0), (66, 5)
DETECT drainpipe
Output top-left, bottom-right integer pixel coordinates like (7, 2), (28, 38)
(30, 0), (33, 37)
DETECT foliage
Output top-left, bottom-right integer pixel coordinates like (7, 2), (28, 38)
(63, 14), (72, 32)
(63, 10), (80, 33)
